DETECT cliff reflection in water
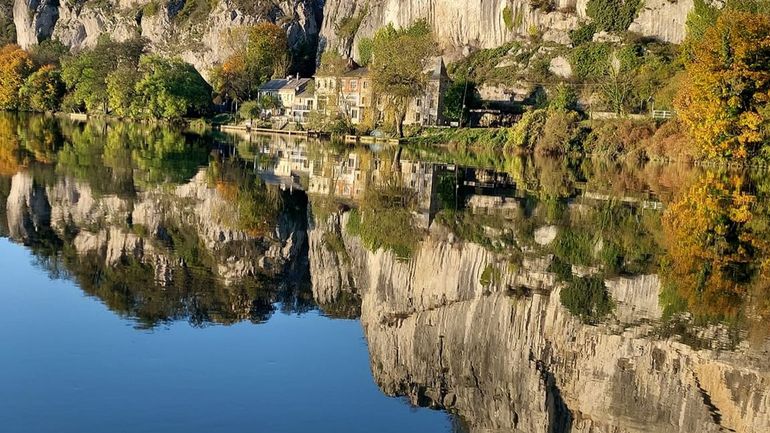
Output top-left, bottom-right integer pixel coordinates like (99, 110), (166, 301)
(2, 114), (770, 432)
(0, 115), (313, 328)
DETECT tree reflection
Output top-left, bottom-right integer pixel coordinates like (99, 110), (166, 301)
(0, 116), (313, 328)
(662, 171), (770, 323)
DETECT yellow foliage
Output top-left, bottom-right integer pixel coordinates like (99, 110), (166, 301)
(675, 11), (770, 159)
(662, 172), (763, 319)
(0, 116), (23, 175)
(0, 44), (32, 110)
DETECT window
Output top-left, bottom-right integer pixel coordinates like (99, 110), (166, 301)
(363, 81), (368, 89)
(416, 99), (421, 107)
(351, 80), (358, 91)
(351, 109), (359, 120)
(415, 112), (421, 122)
(361, 97), (366, 106)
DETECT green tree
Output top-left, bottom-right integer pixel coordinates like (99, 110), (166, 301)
(370, 20), (437, 137)
(357, 37), (373, 66)
(135, 55), (212, 119)
(60, 38), (145, 114)
(585, 0), (641, 33)
(239, 100), (261, 125)
(19, 65), (64, 112)
(29, 39), (68, 67)
(106, 65), (142, 117)
(442, 80), (478, 124)
(215, 23), (289, 104)
(549, 83), (579, 112)
(317, 51), (348, 76)
(560, 276), (614, 324)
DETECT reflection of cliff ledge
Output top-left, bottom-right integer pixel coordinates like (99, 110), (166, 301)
(308, 212), (770, 433)
(7, 170), (306, 283)
(3, 168), (312, 326)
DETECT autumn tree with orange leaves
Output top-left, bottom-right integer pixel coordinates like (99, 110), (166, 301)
(211, 23), (289, 108)
(662, 171), (768, 320)
(675, 11), (770, 159)
(0, 45), (33, 110)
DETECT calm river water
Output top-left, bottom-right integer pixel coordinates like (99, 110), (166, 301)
(1, 114), (768, 433)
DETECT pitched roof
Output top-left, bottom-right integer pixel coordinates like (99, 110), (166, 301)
(260, 79), (288, 91)
(342, 67), (369, 78)
(296, 89), (315, 99)
(281, 78), (312, 91)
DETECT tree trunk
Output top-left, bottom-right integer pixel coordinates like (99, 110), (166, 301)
(396, 109), (406, 138)
(392, 146), (402, 173)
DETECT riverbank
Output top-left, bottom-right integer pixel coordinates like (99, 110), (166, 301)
(34, 109), (769, 169)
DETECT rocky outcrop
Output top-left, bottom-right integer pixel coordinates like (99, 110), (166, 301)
(307, 210), (770, 433)
(14, 0), (320, 77)
(629, 0), (694, 44)
(320, 0), (695, 62)
(6, 171), (52, 243)
(13, 0), (695, 75)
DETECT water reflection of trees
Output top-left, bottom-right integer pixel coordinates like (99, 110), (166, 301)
(662, 171), (770, 327)
(0, 113), (212, 197)
(0, 115), (316, 328)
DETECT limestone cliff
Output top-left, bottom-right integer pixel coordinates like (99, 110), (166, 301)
(320, 0), (694, 62)
(13, 0), (321, 77)
(307, 210), (770, 433)
(13, 0), (695, 76)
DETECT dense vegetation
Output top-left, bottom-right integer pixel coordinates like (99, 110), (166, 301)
(0, 38), (212, 120)
(210, 22), (290, 109)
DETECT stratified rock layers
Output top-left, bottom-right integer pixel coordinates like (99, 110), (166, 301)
(308, 211), (770, 433)
(320, 0), (693, 61)
(13, 0), (320, 77)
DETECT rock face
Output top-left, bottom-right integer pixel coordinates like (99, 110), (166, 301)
(5, 170), (307, 285)
(320, 0), (695, 62)
(13, 0), (695, 75)
(13, 0), (321, 77)
(307, 210), (770, 433)
(629, 0), (694, 44)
